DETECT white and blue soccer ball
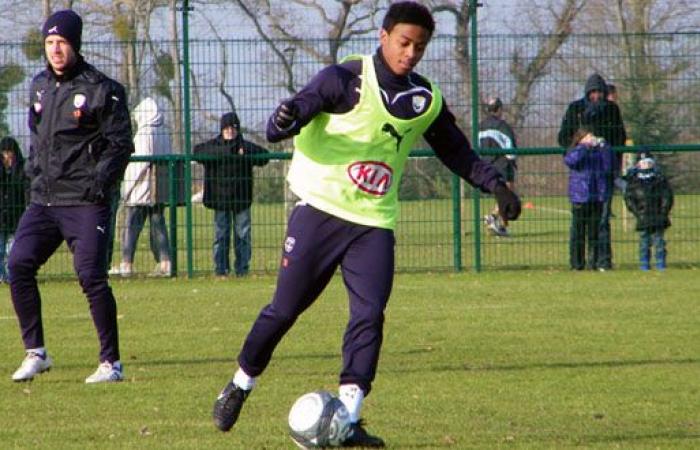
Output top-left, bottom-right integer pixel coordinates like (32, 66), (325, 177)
(288, 390), (351, 448)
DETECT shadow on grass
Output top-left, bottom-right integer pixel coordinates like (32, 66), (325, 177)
(580, 431), (700, 445)
(32, 355), (699, 381)
(389, 356), (700, 373)
(94, 352), (341, 369)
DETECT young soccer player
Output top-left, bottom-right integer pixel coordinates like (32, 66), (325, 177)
(212, 2), (521, 446)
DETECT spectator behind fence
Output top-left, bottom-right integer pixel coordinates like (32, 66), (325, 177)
(117, 97), (172, 277)
(558, 73), (626, 271)
(623, 148), (674, 271)
(210, 2), (521, 446)
(479, 96), (518, 237)
(0, 137), (28, 283)
(8, 9), (133, 383)
(606, 83), (618, 103)
(564, 128), (613, 271)
(194, 112), (269, 277)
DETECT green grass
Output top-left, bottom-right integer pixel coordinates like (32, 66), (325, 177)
(1, 271), (699, 449)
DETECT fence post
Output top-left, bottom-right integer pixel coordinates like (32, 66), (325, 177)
(181, 0), (194, 278)
(470, 1), (483, 272)
(168, 157), (178, 276)
(452, 174), (462, 271)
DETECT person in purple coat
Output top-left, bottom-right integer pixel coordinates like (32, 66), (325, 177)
(564, 128), (613, 271)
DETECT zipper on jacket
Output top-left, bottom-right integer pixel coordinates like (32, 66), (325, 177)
(42, 80), (61, 205)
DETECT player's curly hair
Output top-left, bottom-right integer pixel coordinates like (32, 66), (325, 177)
(382, 1), (435, 36)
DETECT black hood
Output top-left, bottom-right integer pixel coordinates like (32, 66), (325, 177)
(0, 136), (20, 155)
(585, 73), (607, 98)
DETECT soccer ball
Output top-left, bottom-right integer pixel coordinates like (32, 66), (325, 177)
(288, 390), (351, 448)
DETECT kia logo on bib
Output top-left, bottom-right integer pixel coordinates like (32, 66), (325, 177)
(347, 161), (393, 195)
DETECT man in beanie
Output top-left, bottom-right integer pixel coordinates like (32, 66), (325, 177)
(194, 112), (269, 277)
(8, 9), (134, 383)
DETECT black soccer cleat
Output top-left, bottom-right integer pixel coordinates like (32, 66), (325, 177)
(342, 420), (385, 447)
(212, 381), (250, 432)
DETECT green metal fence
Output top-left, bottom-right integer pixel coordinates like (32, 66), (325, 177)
(1, 29), (699, 278)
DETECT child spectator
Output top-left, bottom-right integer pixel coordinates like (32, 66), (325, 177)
(563, 128), (613, 271)
(623, 148), (674, 271)
(0, 137), (28, 283)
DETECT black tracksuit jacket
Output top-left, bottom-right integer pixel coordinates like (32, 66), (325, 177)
(27, 57), (133, 206)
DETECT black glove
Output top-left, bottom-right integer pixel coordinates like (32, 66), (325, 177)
(273, 101), (298, 130)
(84, 184), (106, 203)
(494, 183), (521, 221)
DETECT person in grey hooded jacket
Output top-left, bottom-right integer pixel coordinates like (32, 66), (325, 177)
(118, 97), (172, 277)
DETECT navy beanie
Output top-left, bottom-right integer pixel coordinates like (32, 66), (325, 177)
(220, 112), (240, 131)
(42, 10), (83, 53)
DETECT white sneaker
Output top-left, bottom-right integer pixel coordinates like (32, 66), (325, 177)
(119, 262), (133, 278)
(85, 361), (124, 384)
(12, 351), (53, 382)
(484, 214), (502, 234)
(149, 262), (171, 277)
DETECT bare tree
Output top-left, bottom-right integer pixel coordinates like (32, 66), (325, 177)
(430, 1), (474, 128)
(607, 0), (699, 143)
(509, 0), (587, 129)
(230, 0), (381, 93)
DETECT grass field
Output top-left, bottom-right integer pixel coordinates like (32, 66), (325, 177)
(1, 271), (699, 449)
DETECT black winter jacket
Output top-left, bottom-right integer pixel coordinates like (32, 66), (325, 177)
(478, 114), (517, 168)
(194, 135), (269, 213)
(27, 57), (134, 206)
(623, 169), (673, 232)
(558, 74), (627, 175)
(0, 140), (28, 233)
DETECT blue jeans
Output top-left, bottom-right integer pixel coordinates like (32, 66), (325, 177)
(213, 208), (251, 276)
(0, 231), (14, 281)
(121, 205), (171, 263)
(640, 229), (666, 267)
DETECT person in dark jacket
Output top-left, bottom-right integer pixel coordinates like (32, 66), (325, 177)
(558, 73), (626, 270)
(210, 2), (521, 446)
(479, 97), (517, 237)
(194, 112), (269, 277)
(564, 128), (613, 271)
(8, 10), (133, 384)
(0, 137), (28, 283)
(623, 149), (673, 271)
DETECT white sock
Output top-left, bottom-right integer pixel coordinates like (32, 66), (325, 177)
(233, 367), (256, 391)
(26, 347), (46, 357)
(338, 384), (364, 423)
